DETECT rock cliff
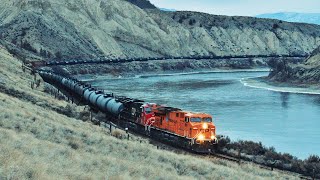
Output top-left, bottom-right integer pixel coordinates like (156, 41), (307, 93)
(0, 0), (319, 60)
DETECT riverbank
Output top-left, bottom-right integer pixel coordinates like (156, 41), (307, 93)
(241, 76), (320, 95)
(75, 68), (270, 82)
(60, 57), (304, 77)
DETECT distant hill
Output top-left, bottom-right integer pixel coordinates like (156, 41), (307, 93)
(257, 12), (320, 25)
(160, 8), (176, 12)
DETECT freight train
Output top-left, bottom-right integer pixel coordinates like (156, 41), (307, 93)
(39, 70), (218, 153)
(42, 54), (308, 67)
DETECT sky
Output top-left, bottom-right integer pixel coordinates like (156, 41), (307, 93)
(149, 0), (320, 16)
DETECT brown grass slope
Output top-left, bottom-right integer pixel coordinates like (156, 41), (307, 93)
(0, 0), (319, 60)
(0, 46), (299, 179)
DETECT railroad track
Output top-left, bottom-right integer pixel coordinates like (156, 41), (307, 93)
(40, 54), (308, 67)
(213, 153), (239, 162)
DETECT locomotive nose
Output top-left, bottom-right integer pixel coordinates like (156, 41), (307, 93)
(197, 134), (205, 141)
(211, 135), (217, 140)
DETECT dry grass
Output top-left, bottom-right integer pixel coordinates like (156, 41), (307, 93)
(0, 47), (299, 179)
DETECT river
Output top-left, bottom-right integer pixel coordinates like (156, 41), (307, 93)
(85, 70), (320, 159)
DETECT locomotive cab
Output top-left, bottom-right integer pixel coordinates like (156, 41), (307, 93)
(185, 113), (217, 144)
(141, 103), (156, 126)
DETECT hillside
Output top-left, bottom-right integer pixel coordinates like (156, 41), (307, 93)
(257, 12), (320, 25)
(0, 0), (319, 61)
(268, 45), (320, 83)
(0, 45), (299, 179)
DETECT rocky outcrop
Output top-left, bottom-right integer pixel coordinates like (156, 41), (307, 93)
(268, 46), (320, 84)
(149, 10), (320, 56)
(0, 0), (319, 61)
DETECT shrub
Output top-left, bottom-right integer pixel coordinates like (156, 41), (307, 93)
(21, 41), (37, 53)
(217, 135), (230, 149)
(217, 136), (320, 178)
(272, 23), (279, 29)
(40, 49), (51, 58)
(189, 19), (196, 26)
(267, 58), (288, 72)
(59, 104), (77, 118)
(79, 111), (90, 121)
(111, 129), (126, 139)
(55, 51), (62, 59)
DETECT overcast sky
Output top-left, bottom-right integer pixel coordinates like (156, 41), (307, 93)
(149, 0), (320, 16)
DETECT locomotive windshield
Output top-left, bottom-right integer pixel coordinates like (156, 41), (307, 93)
(190, 117), (201, 122)
(203, 118), (212, 122)
(144, 107), (152, 114)
(190, 117), (212, 122)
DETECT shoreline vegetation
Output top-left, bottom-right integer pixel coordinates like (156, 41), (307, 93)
(217, 136), (320, 179)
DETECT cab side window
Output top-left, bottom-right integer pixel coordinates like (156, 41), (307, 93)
(185, 117), (189, 122)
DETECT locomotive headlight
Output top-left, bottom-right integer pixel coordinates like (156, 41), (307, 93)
(211, 135), (216, 140)
(202, 123), (208, 129)
(198, 134), (205, 141)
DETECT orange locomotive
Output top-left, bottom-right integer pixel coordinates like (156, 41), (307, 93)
(122, 102), (218, 152)
(152, 105), (217, 143)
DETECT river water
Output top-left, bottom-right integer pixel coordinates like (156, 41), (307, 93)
(86, 71), (320, 159)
